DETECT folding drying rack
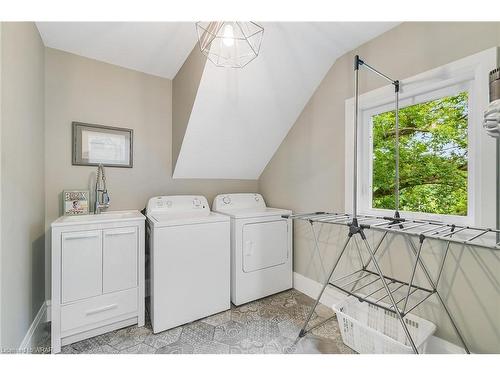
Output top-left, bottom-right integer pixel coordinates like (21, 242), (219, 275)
(284, 56), (500, 354)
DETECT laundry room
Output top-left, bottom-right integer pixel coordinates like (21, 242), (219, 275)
(0, 1), (499, 373)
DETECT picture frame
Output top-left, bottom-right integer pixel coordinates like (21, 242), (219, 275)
(62, 190), (90, 216)
(72, 121), (133, 168)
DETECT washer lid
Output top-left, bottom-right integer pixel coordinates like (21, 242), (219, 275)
(214, 207), (291, 219)
(147, 211), (229, 227)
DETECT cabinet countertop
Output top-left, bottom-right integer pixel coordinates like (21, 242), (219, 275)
(51, 210), (145, 228)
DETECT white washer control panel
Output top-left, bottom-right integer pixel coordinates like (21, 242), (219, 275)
(146, 195), (209, 215)
(213, 193), (266, 211)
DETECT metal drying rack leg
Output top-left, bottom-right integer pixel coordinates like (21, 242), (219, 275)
(403, 234), (470, 353)
(309, 221), (328, 280)
(358, 228), (419, 353)
(298, 233), (353, 338)
(363, 231), (388, 270)
(402, 235), (425, 314)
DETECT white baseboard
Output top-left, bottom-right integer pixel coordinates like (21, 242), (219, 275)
(293, 272), (345, 308)
(18, 301), (48, 352)
(292, 271), (465, 354)
(45, 300), (51, 322)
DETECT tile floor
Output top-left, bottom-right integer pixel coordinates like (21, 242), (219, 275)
(36, 289), (355, 354)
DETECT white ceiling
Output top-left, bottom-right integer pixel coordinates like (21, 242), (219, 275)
(173, 22), (399, 179)
(36, 22), (198, 79)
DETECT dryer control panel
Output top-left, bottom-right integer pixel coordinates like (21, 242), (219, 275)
(213, 193), (266, 211)
(146, 195), (209, 215)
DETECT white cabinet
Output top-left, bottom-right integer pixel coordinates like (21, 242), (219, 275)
(51, 211), (145, 354)
(61, 231), (102, 303)
(103, 227), (138, 293)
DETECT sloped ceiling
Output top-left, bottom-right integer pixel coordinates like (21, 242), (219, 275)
(173, 22), (398, 179)
(36, 22), (198, 79)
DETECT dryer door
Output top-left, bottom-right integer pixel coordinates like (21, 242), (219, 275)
(242, 220), (288, 273)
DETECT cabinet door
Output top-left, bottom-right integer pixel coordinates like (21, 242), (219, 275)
(62, 230), (102, 303)
(103, 227), (138, 293)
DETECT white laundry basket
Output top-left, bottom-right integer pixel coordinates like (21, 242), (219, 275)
(333, 296), (436, 354)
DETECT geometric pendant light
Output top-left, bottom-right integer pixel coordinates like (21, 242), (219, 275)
(196, 21), (264, 68)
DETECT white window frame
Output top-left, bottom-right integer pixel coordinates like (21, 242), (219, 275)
(362, 81), (472, 224)
(345, 47), (498, 227)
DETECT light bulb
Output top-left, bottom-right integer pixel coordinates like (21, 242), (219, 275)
(222, 24), (234, 47)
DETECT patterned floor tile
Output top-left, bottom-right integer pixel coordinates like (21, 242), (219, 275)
(201, 310), (232, 327)
(310, 318), (341, 340)
(107, 325), (151, 351)
(60, 345), (79, 354)
(66, 335), (110, 352)
(155, 340), (194, 354)
(231, 304), (262, 324)
(272, 289), (297, 300)
(214, 320), (247, 345)
(297, 335), (342, 354)
(267, 293), (289, 306)
(179, 321), (215, 345)
(293, 291), (315, 306)
(231, 338), (266, 354)
(83, 344), (120, 354)
(193, 341), (230, 354)
(316, 303), (334, 319)
(286, 303), (320, 325)
(277, 319), (302, 340)
(144, 327), (182, 349)
(258, 304), (291, 324)
(49, 289), (353, 354)
(228, 346), (244, 354)
(264, 336), (302, 354)
(120, 343), (156, 354)
(246, 320), (280, 344)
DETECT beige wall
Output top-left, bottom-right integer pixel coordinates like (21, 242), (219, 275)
(172, 45), (207, 170)
(259, 22), (500, 353)
(44, 48), (258, 299)
(1, 22), (45, 350)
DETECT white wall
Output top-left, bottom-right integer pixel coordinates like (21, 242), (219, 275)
(0, 22), (45, 350)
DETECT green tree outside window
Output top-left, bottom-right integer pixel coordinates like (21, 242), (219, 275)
(372, 92), (468, 216)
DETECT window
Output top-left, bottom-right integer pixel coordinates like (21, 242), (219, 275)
(344, 48), (498, 227)
(371, 92), (469, 216)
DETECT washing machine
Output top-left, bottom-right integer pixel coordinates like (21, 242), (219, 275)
(146, 195), (230, 333)
(212, 193), (292, 306)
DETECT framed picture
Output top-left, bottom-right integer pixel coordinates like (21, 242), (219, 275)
(72, 122), (133, 168)
(63, 190), (90, 216)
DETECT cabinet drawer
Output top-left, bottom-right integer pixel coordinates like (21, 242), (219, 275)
(61, 288), (137, 332)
